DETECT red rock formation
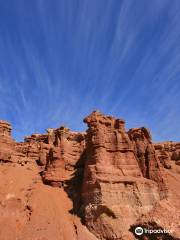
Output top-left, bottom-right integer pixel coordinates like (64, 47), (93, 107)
(0, 113), (179, 240)
(82, 111), (167, 239)
(42, 126), (86, 187)
(128, 127), (167, 198)
(0, 120), (12, 139)
(0, 120), (97, 240)
(154, 142), (180, 169)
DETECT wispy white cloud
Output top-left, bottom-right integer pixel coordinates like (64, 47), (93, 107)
(0, 0), (179, 141)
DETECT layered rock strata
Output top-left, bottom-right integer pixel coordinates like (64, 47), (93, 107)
(128, 127), (167, 198)
(82, 111), (167, 239)
(154, 142), (180, 169)
(0, 112), (179, 240)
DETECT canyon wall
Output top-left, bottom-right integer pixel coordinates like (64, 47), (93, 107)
(0, 112), (179, 240)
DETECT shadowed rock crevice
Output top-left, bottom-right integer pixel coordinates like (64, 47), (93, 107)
(63, 152), (86, 217)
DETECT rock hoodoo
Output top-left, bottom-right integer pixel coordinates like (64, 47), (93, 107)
(0, 120), (12, 139)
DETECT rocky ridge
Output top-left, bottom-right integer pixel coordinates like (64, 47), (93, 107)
(0, 111), (179, 240)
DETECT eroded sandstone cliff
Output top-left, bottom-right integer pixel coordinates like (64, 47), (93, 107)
(0, 112), (179, 240)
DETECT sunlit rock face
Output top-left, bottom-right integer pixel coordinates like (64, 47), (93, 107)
(0, 112), (179, 240)
(0, 121), (14, 163)
(0, 120), (12, 139)
(82, 111), (165, 239)
(154, 141), (180, 170)
(42, 126), (86, 186)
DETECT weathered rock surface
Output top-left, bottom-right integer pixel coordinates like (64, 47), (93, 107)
(0, 121), (97, 240)
(42, 127), (86, 186)
(0, 112), (179, 240)
(128, 127), (167, 199)
(154, 142), (180, 171)
(82, 111), (171, 240)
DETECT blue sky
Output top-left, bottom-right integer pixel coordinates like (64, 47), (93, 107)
(0, 0), (179, 142)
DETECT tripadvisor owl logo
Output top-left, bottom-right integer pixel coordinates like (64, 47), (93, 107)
(135, 226), (143, 235)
